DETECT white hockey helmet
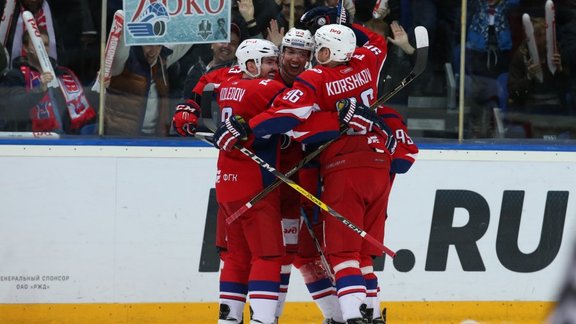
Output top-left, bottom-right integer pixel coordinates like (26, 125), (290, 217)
(314, 24), (356, 64)
(281, 28), (315, 61)
(236, 39), (279, 78)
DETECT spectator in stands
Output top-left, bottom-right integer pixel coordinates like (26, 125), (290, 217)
(406, 0), (461, 96)
(310, 0), (355, 16)
(0, 29), (96, 133)
(49, 0), (101, 86)
(508, 16), (570, 115)
(274, 0), (309, 31)
(3, 0), (59, 67)
(236, 0), (278, 39)
(103, 29), (192, 137)
(365, 18), (416, 104)
(506, 15), (571, 138)
(354, 0), (401, 23)
(181, 23), (242, 100)
(464, 0), (519, 138)
(557, 0), (576, 112)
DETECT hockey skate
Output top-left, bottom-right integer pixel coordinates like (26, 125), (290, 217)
(372, 308), (386, 324)
(218, 304), (243, 323)
(323, 319), (345, 324)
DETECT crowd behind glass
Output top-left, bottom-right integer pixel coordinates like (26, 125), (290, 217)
(0, 0), (574, 141)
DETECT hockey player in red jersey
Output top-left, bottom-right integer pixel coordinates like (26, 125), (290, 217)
(273, 27), (344, 323)
(218, 16), (396, 322)
(211, 39), (286, 324)
(172, 27), (340, 322)
(362, 104), (419, 322)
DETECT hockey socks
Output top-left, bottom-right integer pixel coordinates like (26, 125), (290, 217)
(362, 262), (381, 322)
(219, 282), (248, 322)
(275, 263), (292, 318)
(331, 258), (366, 321)
(248, 257), (282, 323)
(299, 260), (343, 322)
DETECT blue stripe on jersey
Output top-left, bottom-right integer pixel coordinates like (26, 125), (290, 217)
(294, 76), (316, 92)
(249, 280), (280, 293)
(220, 281), (248, 294)
(252, 116), (301, 138)
(391, 158), (414, 174)
(336, 274), (365, 290)
(266, 87), (286, 107)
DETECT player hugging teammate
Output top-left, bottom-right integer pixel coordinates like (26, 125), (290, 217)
(173, 5), (420, 324)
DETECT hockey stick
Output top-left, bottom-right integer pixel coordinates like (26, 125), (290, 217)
(301, 208), (335, 284)
(207, 106), (397, 258)
(228, 140), (397, 258)
(225, 26), (429, 225)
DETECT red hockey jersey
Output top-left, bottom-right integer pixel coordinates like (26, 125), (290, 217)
(249, 24), (387, 140)
(249, 24), (389, 175)
(376, 105), (418, 174)
(215, 77), (286, 202)
(191, 65), (243, 100)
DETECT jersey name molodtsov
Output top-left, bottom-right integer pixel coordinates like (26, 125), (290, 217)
(325, 67), (372, 96)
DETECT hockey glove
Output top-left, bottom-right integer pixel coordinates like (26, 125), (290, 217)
(337, 97), (370, 133)
(300, 6), (349, 33)
(172, 100), (200, 136)
(337, 98), (397, 154)
(213, 115), (250, 152)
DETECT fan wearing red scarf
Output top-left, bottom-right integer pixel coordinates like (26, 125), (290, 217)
(0, 29), (96, 133)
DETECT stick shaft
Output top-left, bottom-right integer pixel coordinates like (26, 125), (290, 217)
(234, 145), (396, 258)
(301, 209), (335, 284)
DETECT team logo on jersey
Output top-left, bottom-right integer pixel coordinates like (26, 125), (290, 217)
(340, 67), (353, 74)
(126, 1), (169, 38)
